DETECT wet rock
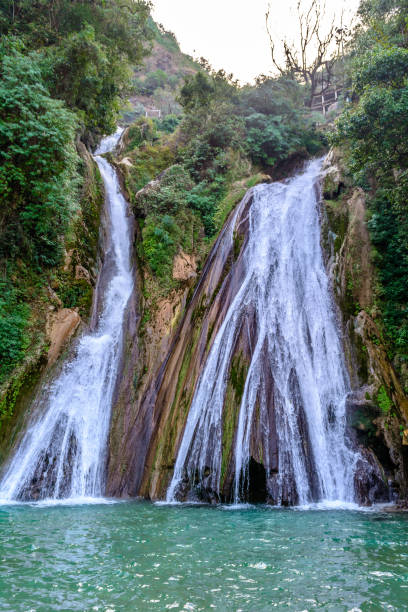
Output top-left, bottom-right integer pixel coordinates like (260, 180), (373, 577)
(354, 449), (390, 505)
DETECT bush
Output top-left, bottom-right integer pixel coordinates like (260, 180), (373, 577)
(0, 281), (30, 384)
(136, 165), (194, 217)
(142, 215), (179, 278)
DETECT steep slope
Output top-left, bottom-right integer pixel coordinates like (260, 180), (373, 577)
(128, 22), (198, 119)
(321, 149), (408, 501)
(106, 157), (390, 506)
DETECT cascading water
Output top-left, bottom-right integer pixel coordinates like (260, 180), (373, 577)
(0, 128), (134, 502)
(167, 159), (360, 505)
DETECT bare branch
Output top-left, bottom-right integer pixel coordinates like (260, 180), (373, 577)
(265, 0), (343, 105)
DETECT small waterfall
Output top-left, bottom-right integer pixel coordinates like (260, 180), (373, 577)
(167, 159), (360, 505)
(0, 128), (134, 502)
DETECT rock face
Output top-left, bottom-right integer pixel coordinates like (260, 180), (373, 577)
(46, 309), (81, 366)
(107, 156), (401, 505)
(321, 149), (408, 500)
(106, 189), (255, 499)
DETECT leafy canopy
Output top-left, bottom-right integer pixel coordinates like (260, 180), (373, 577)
(0, 46), (79, 267)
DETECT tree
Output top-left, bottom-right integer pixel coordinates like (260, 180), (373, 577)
(0, 0), (153, 139)
(266, 0), (348, 104)
(0, 47), (79, 266)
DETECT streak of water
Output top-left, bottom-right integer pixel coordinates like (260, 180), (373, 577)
(167, 159), (359, 505)
(0, 128), (134, 502)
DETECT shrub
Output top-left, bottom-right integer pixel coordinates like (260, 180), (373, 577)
(0, 281), (30, 384)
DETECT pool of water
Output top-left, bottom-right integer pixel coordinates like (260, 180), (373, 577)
(1, 501), (407, 611)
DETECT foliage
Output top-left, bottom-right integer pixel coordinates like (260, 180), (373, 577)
(125, 63), (326, 286)
(0, 280), (30, 384)
(0, 1), (152, 388)
(142, 214), (178, 278)
(126, 117), (159, 149)
(0, 0), (152, 139)
(155, 114), (181, 134)
(187, 178), (227, 236)
(0, 48), (79, 267)
(333, 0), (408, 373)
(125, 145), (176, 195)
(376, 385), (393, 414)
(136, 165), (194, 216)
(135, 69), (169, 96)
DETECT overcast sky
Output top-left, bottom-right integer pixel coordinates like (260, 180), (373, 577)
(151, 0), (360, 83)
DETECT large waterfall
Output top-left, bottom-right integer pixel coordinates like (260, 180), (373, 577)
(167, 159), (360, 505)
(0, 129), (134, 502)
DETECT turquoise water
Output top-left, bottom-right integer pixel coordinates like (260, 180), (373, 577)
(1, 501), (407, 611)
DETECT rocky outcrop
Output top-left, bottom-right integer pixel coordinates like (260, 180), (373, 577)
(106, 189), (255, 500)
(107, 158), (394, 506)
(321, 148), (408, 500)
(46, 309), (81, 366)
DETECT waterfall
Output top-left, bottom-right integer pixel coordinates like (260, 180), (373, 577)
(0, 128), (134, 502)
(167, 159), (360, 505)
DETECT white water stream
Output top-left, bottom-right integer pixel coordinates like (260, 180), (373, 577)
(167, 159), (360, 505)
(0, 129), (134, 502)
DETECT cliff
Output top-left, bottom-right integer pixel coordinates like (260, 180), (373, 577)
(321, 149), (408, 500)
(105, 151), (404, 505)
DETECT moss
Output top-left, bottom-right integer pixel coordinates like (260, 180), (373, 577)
(0, 150), (104, 445)
(139, 309), (152, 336)
(324, 198), (349, 254)
(148, 324), (202, 491)
(233, 231), (244, 261)
(125, 144), (176, 199)
(55, 274), (93, 316)
(220, 382), (240, 486)
(214, 187), (246, 230)
(206, 321), (216, 349)
(191, 295), (207, 324)
(230, 352), (248, 404)
(351, 327), (369, 383)
(55, 155), (104, 319)
(220, 352), (249, 487)
(323, 173), (343, 200)
(72, 157), (104, 270)
(246, 173), (266, 189)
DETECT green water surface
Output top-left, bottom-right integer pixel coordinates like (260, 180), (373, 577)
(1, 501), (407, 611)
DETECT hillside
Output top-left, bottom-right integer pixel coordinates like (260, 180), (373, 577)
(125, 21), (199, 121)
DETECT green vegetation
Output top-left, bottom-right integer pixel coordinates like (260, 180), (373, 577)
(376, 385), (393, 415)
(0, 0), (151, 408)
(333, 0), (408, 383)
(0, 0), (152, 141)
(129, 20), (198, 120)
(0, 46), (79, 267)
(121, 64), (326, 290)
(0, 280), (30, 383)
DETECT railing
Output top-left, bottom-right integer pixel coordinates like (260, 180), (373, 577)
(309, 87), (350, 115)
(145, 108), (162, 119)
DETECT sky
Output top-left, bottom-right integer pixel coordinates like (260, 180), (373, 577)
(151, 0), (361, 83)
